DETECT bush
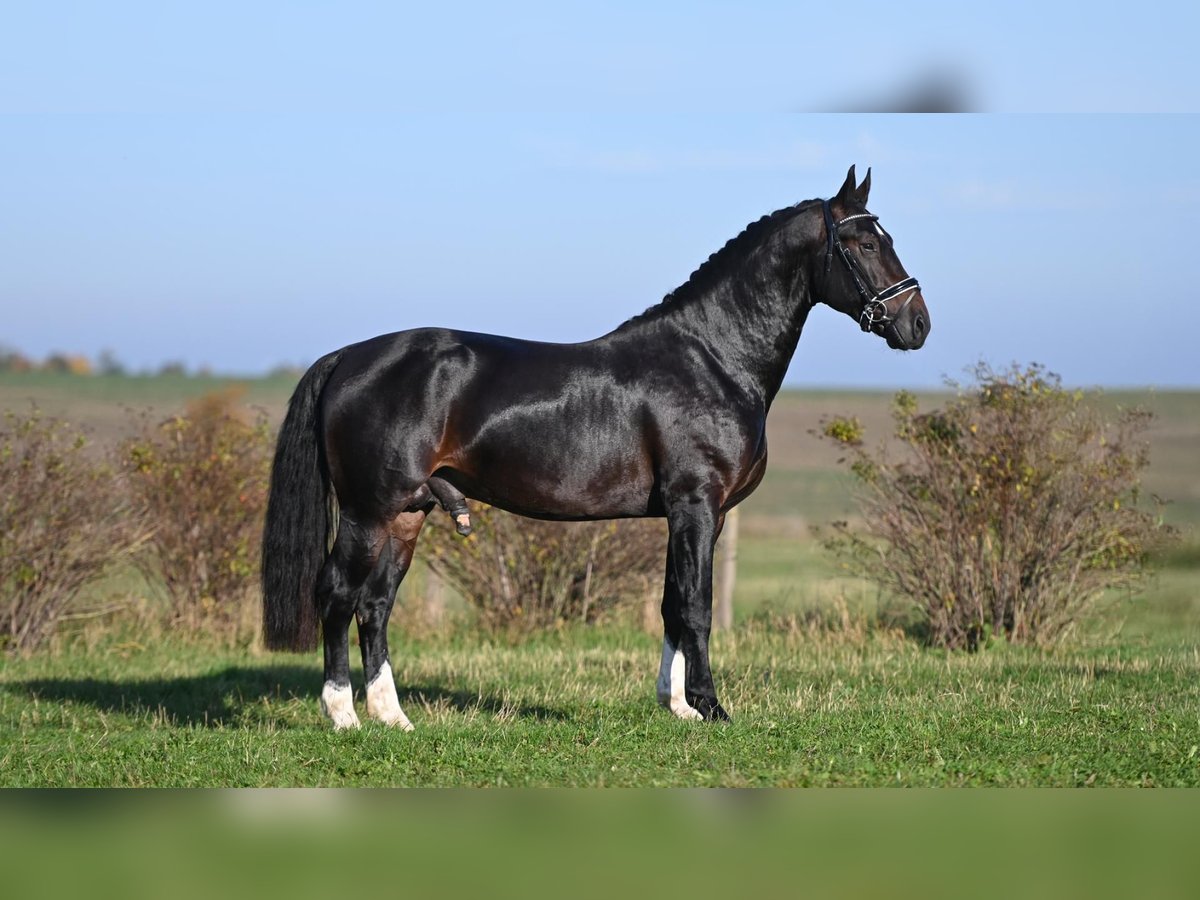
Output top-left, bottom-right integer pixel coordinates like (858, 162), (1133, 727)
(42, 353), (92, 375)
(821, 363), (1170, 650)
(0, 346), (34, 373)
(0, 410), (148, 654)
(422, 504), (666, 634)
(123, 388), (272, 644)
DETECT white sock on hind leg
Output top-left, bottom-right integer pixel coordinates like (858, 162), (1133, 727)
(320, 681), (361, 730)
(365, 661), (414, 731)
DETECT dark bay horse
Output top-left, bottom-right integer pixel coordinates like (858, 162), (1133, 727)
(262, 166), (929, 729)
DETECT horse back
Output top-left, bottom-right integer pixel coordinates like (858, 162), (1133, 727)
(321, 327), (765, 520)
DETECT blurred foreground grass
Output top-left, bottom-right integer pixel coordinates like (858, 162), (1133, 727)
(3, 789), (1200, 900)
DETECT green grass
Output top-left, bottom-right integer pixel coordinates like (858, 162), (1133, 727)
(726, 536), (876, 617)
(3, 608), (1198, 786)
(739, 466), (858, 522)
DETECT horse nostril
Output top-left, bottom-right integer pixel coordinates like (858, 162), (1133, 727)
(913, 314), (926, 338)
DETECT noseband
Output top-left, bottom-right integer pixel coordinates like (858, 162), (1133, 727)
(822, 199), (920, 334)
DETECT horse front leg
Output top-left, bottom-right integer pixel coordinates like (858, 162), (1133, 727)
(657, 497), (730, 722)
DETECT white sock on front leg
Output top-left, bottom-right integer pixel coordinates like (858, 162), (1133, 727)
(656, 636), (702, 721)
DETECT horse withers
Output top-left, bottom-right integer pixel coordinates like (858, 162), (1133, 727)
(261, 166), (929, 729)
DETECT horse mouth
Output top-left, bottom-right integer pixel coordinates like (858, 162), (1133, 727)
(881, 316), (928, 351)
(879, 323), (910, 351)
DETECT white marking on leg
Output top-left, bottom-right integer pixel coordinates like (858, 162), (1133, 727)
(319, 681), (361, 730)
(365, 661), (414, 731)
(656, 636), (702, 721)
(656, 637), (673, 706)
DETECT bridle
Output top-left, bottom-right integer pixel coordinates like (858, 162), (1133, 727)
(822, 199), (921, 335)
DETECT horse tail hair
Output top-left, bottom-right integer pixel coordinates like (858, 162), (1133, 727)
(261, 349), (344, 651)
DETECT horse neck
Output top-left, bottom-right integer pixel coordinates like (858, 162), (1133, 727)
(618, 224), (819, 409)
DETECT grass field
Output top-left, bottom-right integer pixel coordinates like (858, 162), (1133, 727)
(1, 372), (1198, 787)
(3, 609), (1198, 787)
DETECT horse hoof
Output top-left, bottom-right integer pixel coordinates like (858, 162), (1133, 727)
(691, 697), (732, 722)
(706, 703), (732, 723)
(376, 713), (415, 732)
(668, 702), (704, 721)
(320, 682), (361, 730)
(454, 513), (472, 536)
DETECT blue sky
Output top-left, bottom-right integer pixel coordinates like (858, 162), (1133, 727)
(4, 2), (1197, 113)
(2, 5), (1198, 387)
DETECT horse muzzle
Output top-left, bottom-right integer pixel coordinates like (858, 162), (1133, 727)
(880, 291), (930, 351)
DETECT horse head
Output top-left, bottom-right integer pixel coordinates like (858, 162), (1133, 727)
(821, 165), (930, 350)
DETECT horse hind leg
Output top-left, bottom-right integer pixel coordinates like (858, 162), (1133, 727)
(357, 509), (427, 730)
(343, 508), (427, 734)
(315, 519), (386, 730)
(315, 507), (425, 731)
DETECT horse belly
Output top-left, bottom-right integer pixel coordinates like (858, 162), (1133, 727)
(448, 422), (657, 520)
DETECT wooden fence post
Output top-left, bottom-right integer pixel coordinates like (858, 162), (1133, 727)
(423, 566), (445, 626)
(714, 506), (739, 631)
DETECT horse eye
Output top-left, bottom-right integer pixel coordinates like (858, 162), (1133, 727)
(862, 241), (876, 252)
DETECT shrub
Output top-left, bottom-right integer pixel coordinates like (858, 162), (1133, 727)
(821, 363), (1170, 650)
(422, 504), (666, 634)
(42, 353), (92, 375)
(97, 349), (126, 376)
(0, 346), (35, 373)
(123, 388), (272, 644)
(0, 410), (148, 654)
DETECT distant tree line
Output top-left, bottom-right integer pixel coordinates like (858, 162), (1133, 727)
(0, 345), (305, 379)
(0, 347), (97, 375)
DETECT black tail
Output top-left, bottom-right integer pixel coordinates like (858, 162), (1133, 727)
(261, 350), (344, 651)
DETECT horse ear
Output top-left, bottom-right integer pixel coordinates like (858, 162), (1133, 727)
(835, 165), (857, 202)
(856, 167), (872, 204)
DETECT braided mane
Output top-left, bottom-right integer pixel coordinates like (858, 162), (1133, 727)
(617, 198), (819, 328)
